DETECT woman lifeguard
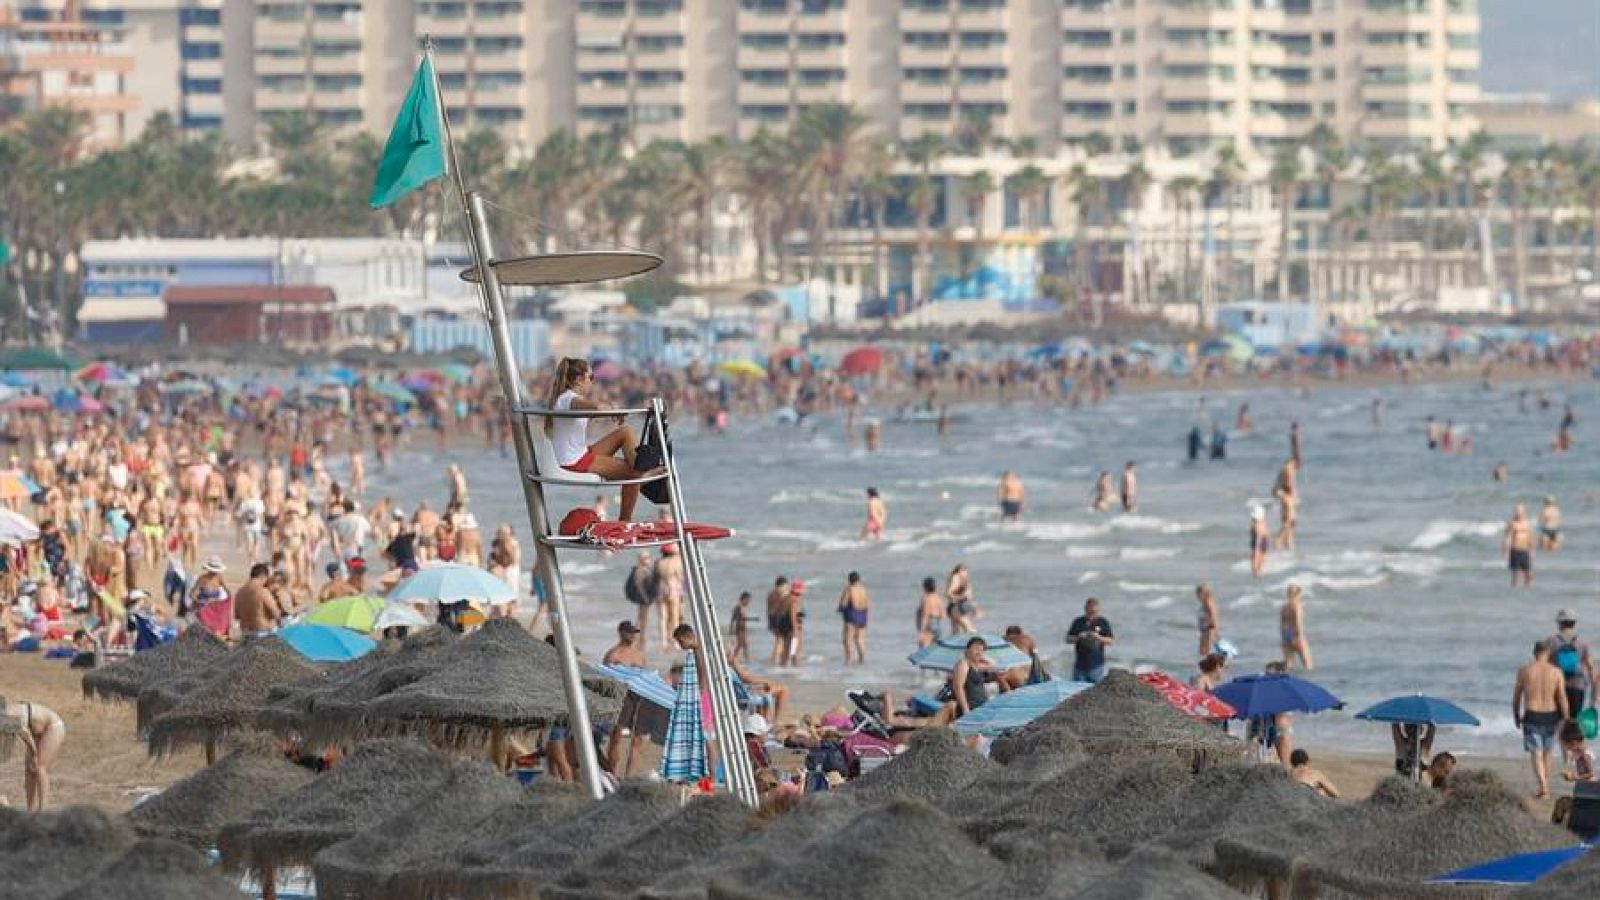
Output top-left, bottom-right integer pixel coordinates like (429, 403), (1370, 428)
(543, 358), (660, 522)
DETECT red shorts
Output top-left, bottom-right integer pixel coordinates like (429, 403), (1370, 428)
(563, 448), (597, 474)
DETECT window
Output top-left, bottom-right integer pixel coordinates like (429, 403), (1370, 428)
(904, 0), (948, 10)
(258, 44), (302, 59)
(314, 109), (362, 126)
(1447, 102), (1469, 118)
(1165, 29), (1233, 46)
(180, 8), (221, 26)
(475, 107), (524, 123)
(636, 69), (685, 85)
(1166, 99), (1231, 114)
(314, 74), (362, 91)
(904, 103), (952, 119)
(960, 0), (1007, 9)
(313, 2), (362, 21)
(741, 33), (788, 49)
(1252, 0), (1311, 11)
(1119, 27), (1136, 44)
(257, 4), (305, 22)
(741, 104), (790, 120)
(742, 68), (788, 86)
(635, 34), (685, 51)
(1365, 0), (1428, 11)
(741, 0), (787, 11)
(1363, 66), (1430, 85)
(85, 9), (126, 24)
(796, 33), (845, 50)
(1250, 100), (1311, 119)
(1122, 100), (1137, 114)
(1446, 0), (1475, 11)
(1063, 65), (1113, 82)
(1447, 67), (1475, 84)
(1320, 30), (1334, 47)
(958, 66), (1006, 84)
(1164, 64), (1235, 80)
(1364, 100), (1430, 118)
(959, 31), (1006, 48)
(961, 102), (1006, 119)
(1446, 33), (1478, 49)
(182, 42), (223, 60)
(636, 103), (682, 122)
(432, 37), (467, 53)
(904, 31), (950, 48)
(475, 36), (523, 52)
(635, 0), (683, 16)
(579, 105), (629, 123)
(798, 68), (846, 85)
(312, 39), (361, 56)
(800, 0), (845, 10)
(1168, 0), (1233, 8)
(182, 77), (223, 94)
(1321, 101), (1335, 115)
(439, 71), (468, 89)
(420, 1), (468, 15)
(476, 71), (524, 90)
(1062, 30), (1112, 48)
(182, 114), (223, 130)
(1120, 63), (1136, 78)
(477, 2), (525, 16)
(1320, 66), (1336, 80)
(578, 0), (626, 15)
(581, 70), (627, 87)
(1252, 65), (1310, 84)
(1366, 31), (1430, 48)
(1063, 101), (1113, 119)
(1063, 0), (1112, 10)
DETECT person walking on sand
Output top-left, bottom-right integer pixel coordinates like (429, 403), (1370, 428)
(1120, 461), (1138, 513)
(2, 696), (65, 812)
(861, 487), (887, 540)
(1280, 584), (1313, 670)
(916, 576), (945, 647)
(1195, 583), (1220, 658)
(1514, 640), (1571, 800)
(1548, 609), (1595, 718)
(998, 471), (1025, 522)
(1249, 506), (1271, 577)
(837, 571), (870, 666)
(1539, 496), (1562, 552)
(1504, 504), (1535, 588)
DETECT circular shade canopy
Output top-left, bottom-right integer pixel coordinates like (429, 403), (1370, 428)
(459, 250), (662, 287)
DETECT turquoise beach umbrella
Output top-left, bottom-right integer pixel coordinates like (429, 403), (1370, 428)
(279, 623), (377, 663)
(952, 678), (1093, 736)
(908, 632), (1031, 672)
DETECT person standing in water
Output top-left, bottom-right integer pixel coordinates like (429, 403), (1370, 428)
(1210, 424), (1228, 460)
(1514, 640), (1570, 800)
(1371, 396), (1383, 428)
(1273, 458), (1299, 551)
(1187, 425), (1204, 462)
(1120, 461), (1138, 513)
(998, 471), (1025, 522)
(1236, 403), (1252, 435)
(1091, 471), (1115, 513)
(916, 577), (945, 647)
(1280, 584), (1313, 670)
(1288, 421), (1303, 467)
(1195, 583), (1220, 658)
(1494, 460), (1509, 483)
(1538, 496), (1562, 552)
(1504, 504), (1535, 588)
(861, 487), (887, 540)
(837, 571), (870, 666)
(945, 563), (980, 632)
(1249, 506), (1271, 577)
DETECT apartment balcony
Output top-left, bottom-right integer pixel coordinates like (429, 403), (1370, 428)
(255, 18), (308, 41)
(1061, 111), (1117, 132)
(632, 14), (686, 37)
(183, 93), (225, 115)
(901, 78), (952, 103)
(1361, 81), (1434, 102)
(1445, 47), (1480, 68)
(738, 5), (791, 29)
(634, 118), (686, 144)
(794, 9), (848, 33)
(308, 16), (361, 41)
(1161, 7), (1242, 30)
(900, 44), (954, 68)
(1445, 81), (1478, 102)
(953, 8), (1007, 32)
(953, 42), (1007, 67)
(1058, 44), (1115, 66)
(313, 85), (363, 107)
(308, 53), (362, 75)
(1359, 116), (1437, 140)
(255, 90), (311, 112)
(575, 84), (630, 106)
(737, 45), (791, 69)
(955, 78), (1008, 104)
(1358, 9), (1435, 32)
(575, 17), (628, 43)
(184, 22), (224, 42)
(898, 9), (953, 32)
(1059, 78), (1113, 99)
(1162, 42), (1239, 65)
(794, 81), (847, 105)
(472, 12), (527, 35)
(183, 58), (224, 79)
(634, 81), (684, 104)
(254, 53), (308, 76)
(1161, 110), (1237, 135)
(415, 15), (471, 36)
(739, 82), (790, 105)
(635, 47), (687, 69)
(1058, 3), (1116, 27)
(1359, 44), (1422, 67)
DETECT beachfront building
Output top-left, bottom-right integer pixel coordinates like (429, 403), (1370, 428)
(0, 2), (139, 149)
(76, 237), (482, 344)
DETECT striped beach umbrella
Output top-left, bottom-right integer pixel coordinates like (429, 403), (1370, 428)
(659, 652), (708, 784)
(953, 678), (1093, 736)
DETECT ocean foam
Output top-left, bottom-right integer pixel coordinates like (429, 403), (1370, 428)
(1410, 519), (1502, 549)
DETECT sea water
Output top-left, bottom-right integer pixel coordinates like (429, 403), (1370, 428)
(364, 377), (1599, 756)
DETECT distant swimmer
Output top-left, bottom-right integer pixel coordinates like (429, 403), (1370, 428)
(1236, 403), (1252, 435)
(1289, 421), (1303, 468)
(1280, 583), (1313, 670)
(1120, 461), (1138, 513)
(1273, 458), (1299, 551)
(1504, 504), (1535, 588)
(1494, 460), (1509, 483)
(864, 419), (882, 454)
(1249, 506), (1271, 577)
(1441, 420), (1455, 455)
(1091, 471), (1115, 513)
(1371, 396), (1383, 428)
(999, 471), (1025, 522)
(1210, 425), (1227, 460)
(1539, 496), (1562, 552)
(861, 487), (887, 540)
(1426, 416), (1441, 450)
(1187, 426), (1204, 462)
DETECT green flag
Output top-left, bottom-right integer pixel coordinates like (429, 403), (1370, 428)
(370, 55), (448, 208)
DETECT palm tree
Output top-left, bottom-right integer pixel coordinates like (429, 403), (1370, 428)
(1065, 163), (1105, 325)
(792, 103), (870, 300)
(856, 141), (896, 302)
(1208, 143), (1244, 302)
(1268, 146), (1301, 301)
(682, 136), (731, 281)
(960, 170), (995, 281)
(1579, 149), (1600, 283)
(903, 132), (947, 308)
(1363, 151), (1409, 302)
(736, 128), (791, 283)
(1166, 175), (1201, 309)
(1414, 147), (1449, 302)
(1331, 204), (1361, 301)
(1450, 130), (1492, 285)
(1310, 133), (1347, 303)
(1008, 165), (1048, 235)
(1501, 150), (1536, 309)
(1121, 161), (1152, 306)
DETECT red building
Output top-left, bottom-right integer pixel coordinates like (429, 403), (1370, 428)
(163, 285), (336, 346)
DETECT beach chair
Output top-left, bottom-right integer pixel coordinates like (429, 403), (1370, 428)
(529, 426), (603, 485)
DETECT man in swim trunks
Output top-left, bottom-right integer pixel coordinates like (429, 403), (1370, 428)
(1514, 640), (1570, 799)
(916, 576), (945, 647)
(765, 576), (791, 664)
(998, 471), (1024, 522)
(1538, 496), (1561, 552)
(861, 487), (886, 540)
(1504, 504), (1535, 588)
(837, 571), (869, 666)
(1120, 461), (1137, 512)
(654, 544), (685, 646)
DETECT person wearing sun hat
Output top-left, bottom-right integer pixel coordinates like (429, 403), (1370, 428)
(188, 556), (232, 639)
(1548, 609), (1596, 720)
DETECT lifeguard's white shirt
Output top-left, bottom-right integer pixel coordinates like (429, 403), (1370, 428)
(552, 390), (591, 466)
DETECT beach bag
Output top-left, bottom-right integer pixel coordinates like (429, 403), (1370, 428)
(633, 412), (672, 506)
(1556, 640), (1583, 677)
(1580, 707), (1599, 741)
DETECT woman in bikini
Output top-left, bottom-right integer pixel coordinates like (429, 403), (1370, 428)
(945, 563), (980, 633)
(2, 696), (66, 811)
(543, 358), (660, 522)
(1280, 583), (1313, 670)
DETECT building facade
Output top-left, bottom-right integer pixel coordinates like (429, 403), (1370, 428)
(0, 2), (138, 148)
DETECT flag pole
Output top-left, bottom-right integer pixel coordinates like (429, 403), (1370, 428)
(421, 37), (607, 801)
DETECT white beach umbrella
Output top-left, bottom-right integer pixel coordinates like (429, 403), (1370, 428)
(386, 563), (518, 607)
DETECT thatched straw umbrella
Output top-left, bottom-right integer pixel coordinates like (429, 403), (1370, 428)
(549, 794), (755, 899)
(1078, 847), (1250, 900)
(1300, 770), (1574, 899)
(0, 805), (133, 898)
(145, 637), (321, 760)
(309, 759), (529, 900)
(255, 625), (457, 747)
(849, 727), (999, 804)
(640, 793), (869, 898)
(81, 626), (228, 704)
(992, 670), (1239, 768)
(216, 739), (453, 897)
(704, 799), (1008, 900)
(126, 737), (315, 848)
(1211, 774), (1437, 896)
(1135, 763), (1335, 862)
(309, 618), (621, 762)
(50, 838), (250, 899)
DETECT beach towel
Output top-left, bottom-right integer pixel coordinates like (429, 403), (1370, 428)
(579, 520), (732, 550)
(660, 651), (709, 784)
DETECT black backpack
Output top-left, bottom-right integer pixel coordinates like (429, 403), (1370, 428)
(634, 411), (673, 506)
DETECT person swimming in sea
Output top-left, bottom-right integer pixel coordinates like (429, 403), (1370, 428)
(861, 487), (887, 540)
(998, 471), (1025, 522)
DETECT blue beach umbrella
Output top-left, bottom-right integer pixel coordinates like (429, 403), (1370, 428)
(1355, 695), (1480, 727)
(279, 623), (377, 663)
(592, 662), (676, 711)
(388, 562), (518, 606)
(1213, 673), (1343, 719)
(908, 632), (1032, 673)
(1429, 845), (1590, 886)
(660, 651), (708, 784)
(953, 679), (1093, 736)
(370, 381), (415, 404)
